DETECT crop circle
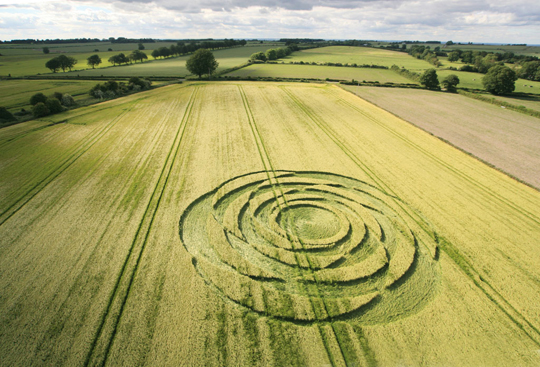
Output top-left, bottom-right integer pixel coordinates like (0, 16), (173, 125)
(180, 171), (440, 324)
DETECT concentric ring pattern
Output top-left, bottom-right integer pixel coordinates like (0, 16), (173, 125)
(180, 171), (440, 324)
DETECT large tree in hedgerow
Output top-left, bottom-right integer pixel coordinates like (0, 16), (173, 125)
(482, 65), (518, 95)
(186, 49), (219, 79)
(419, 68), (440, 90)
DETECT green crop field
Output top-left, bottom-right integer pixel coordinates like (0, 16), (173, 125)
(225, 63), (416, 83)
(0, 44), (271, 77)
(0, 79), (97, 113)
(340, 85), (540, 189)
(1, 81), (540, 366)
(286, 46), (433, 71)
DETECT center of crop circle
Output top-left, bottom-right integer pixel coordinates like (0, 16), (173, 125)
(279, 204), (341, 241)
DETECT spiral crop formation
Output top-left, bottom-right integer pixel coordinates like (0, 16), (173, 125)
(180, 171), (440, 324)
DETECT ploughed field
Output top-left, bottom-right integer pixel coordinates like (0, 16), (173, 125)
(1, 82), (540, 366)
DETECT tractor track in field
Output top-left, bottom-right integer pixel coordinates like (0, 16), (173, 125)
(0, 101), (140, 228)
(284, 85), (540, 347)
(238, 85), (349, 366)
(31, 95), (187, 363)
(84, 87), (200, 367)
(322, 87), (540, 346)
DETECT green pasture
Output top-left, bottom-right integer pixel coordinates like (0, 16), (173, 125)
(285, 46), (433, 71)
(61, 45), (270, 78)
(436, 69), (540, 93)
(0, 79), (97, 112)
(225, 63), (416, 84)
(0, 44), (272, 77)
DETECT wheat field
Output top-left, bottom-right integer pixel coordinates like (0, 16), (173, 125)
(1, 82), (539, 366)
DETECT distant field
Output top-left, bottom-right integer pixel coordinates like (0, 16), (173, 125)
(0, 44), (271, 77)
(286, 46), (433, 71)
(225, 63), (416, 83)
(487, 93), (540, 113)
(0, 79), (96, 112)
(1, 82), (540, 366)
(436, 69), (540, 93)
(342, 85), (540, 188)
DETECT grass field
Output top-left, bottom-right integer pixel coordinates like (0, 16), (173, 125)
(1, 81), (540, 366)
(286, 46), (433, 71)
(0, 79), (98, 113)
(341, 85), (540, 189)
(225, 63), (416, 83)
(436, 69), (540, 93)
(0, 44), (271, 77)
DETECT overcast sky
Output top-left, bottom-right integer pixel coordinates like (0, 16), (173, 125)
(1, 0), (539, 43)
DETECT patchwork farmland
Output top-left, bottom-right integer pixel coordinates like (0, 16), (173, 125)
(1, 82), (540, 366)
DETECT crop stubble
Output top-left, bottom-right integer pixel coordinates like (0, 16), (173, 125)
(0, 82), (539, 366)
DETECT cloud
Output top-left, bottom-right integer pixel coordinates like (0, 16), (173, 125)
(0, 0), (539, 43)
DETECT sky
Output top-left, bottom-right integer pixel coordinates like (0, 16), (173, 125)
(0, 0), (539, 44)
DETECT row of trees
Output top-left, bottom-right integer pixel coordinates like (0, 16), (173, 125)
(89, 77), (152, 99)
(416, 66), (518, 95)
(408, 45), (441, 67)
(250, 46), (298, 62)
(30, 91), (75, 117)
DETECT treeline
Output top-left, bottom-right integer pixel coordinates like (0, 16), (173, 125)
(447, 49), (540, 79)
(250, 46), (299, 62)
(89, 77), (152, 99)
(151, 39), (246, 59)
(408, 45), (442, 67)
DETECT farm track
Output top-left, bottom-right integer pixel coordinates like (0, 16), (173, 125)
(84, 87), (200, 366)
(238, 85), (351, 366)
(284, 85), (540, 346)
(0, 102), (140, 227)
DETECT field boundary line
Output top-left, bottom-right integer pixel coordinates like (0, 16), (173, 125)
(321, 86), (540, 346)
(329, 86), (540, 225)
(84, 87), (200, 366)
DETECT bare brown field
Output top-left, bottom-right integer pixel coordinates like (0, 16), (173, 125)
(341, 85), (540, 189)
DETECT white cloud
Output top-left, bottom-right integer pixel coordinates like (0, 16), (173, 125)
(0, 0), (539, 43)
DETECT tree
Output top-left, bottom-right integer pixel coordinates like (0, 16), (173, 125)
(45, 98), (63, 114)
(151, 49), (161, 59)
(266, 49), (278, 61)
(56, 55), (77, 72)
(250, 52), (267, 62)
(419, 69), (440, 90)
(441, 74), (460, 92)
(87, 54), (102, 69)
(43, 47), (50, 54)
(32, 102), (50, 118)
(45, 57), (61, 73)
(0, 106), (15, 122)
(138, 43), (145, 50)
(482, 65), (518, 95)
(129, 50), (148, 63)
(30, 92), (48, 106)
(186, 49), (219, 79)
(448, 51), (460, 62)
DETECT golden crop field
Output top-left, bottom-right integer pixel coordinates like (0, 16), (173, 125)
(1, 82), (540, 366)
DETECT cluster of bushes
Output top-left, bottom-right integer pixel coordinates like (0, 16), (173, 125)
(89, 77), (152, 99)
(448, 49), (540, 78)
(408, 45), (441, 67)
(287, 61), (389, 69)
(0, 107), (16, 124)
(29, 92), (75, 118)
